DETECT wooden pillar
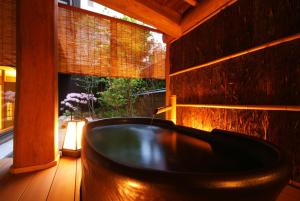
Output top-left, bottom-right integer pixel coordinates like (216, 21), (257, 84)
(11, 0), (58, 174)
(165, 41), (171, 120)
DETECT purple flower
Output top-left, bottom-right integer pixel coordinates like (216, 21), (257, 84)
(4, 91), (15, 102)
(60, 92), (97, 113)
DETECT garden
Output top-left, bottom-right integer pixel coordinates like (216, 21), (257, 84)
(59, 74), (165, 121)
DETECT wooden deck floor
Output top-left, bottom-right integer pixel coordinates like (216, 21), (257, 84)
(0, 156), (299, 201)
(0, 157), (81, 201)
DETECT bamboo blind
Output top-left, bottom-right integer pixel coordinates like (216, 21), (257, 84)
(0, 0), (16, 67)
(58, 5), (166, 79)
(0, 2), (165, 79)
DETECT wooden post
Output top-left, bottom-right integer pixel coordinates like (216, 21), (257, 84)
(165, 41), (171, 120)
(170, 95), (176, 124)
(11, 0), (59, 174)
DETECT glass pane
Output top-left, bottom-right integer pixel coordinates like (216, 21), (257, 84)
(0, 67), (16, 136)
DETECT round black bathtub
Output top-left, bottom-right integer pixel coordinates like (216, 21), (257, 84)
(81, 118), (291, 201)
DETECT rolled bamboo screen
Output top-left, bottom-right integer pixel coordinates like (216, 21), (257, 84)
(0, 2), (166, 79)
(0, 0), (16, 67)
(57, 5), (166, 79)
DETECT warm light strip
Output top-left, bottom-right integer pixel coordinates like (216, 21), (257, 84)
(155, 106), (172, 114)
(170, 33), (300, 77)
(176, 104), (300, 112)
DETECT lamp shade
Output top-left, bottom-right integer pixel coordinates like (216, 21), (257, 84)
(62, 120), (85, 157)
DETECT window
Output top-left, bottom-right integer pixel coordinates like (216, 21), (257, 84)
(0, 67), (16, 134)
(6, 102), (13, 121)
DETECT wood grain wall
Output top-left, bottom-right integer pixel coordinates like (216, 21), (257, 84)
(169, 0), (300, 183)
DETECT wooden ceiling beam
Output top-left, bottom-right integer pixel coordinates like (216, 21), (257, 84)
(180, 0), (237, 35)
(184, 0), (198, 6)
(93, 0), (182, 38)
(135, 0), (181, 23)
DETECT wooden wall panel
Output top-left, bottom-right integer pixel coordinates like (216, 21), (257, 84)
(170, 39), (300, 105)
(169, 0), (300, 183)
(170, 0), (300, 73)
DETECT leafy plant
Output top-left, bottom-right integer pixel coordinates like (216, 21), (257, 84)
(60, 92), (96, 119)
(71, 76), (108, 118)
(98, 78), (165, 117)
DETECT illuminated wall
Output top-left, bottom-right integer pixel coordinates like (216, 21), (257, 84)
(0, 67), (16, 134)
(169, 0), (300, 183)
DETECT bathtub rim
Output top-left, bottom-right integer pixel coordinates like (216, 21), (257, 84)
(82, 117), (291, 189)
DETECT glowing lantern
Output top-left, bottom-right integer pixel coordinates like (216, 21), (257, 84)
(62, 121), (85, 157)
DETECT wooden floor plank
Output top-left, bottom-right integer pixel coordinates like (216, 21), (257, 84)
(75, 158), (82, 201)
(19, 164), (58, 201)
(1, 155), (299, 201)
(47, 157), (77, 201)
(0, 171), (35, 201)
